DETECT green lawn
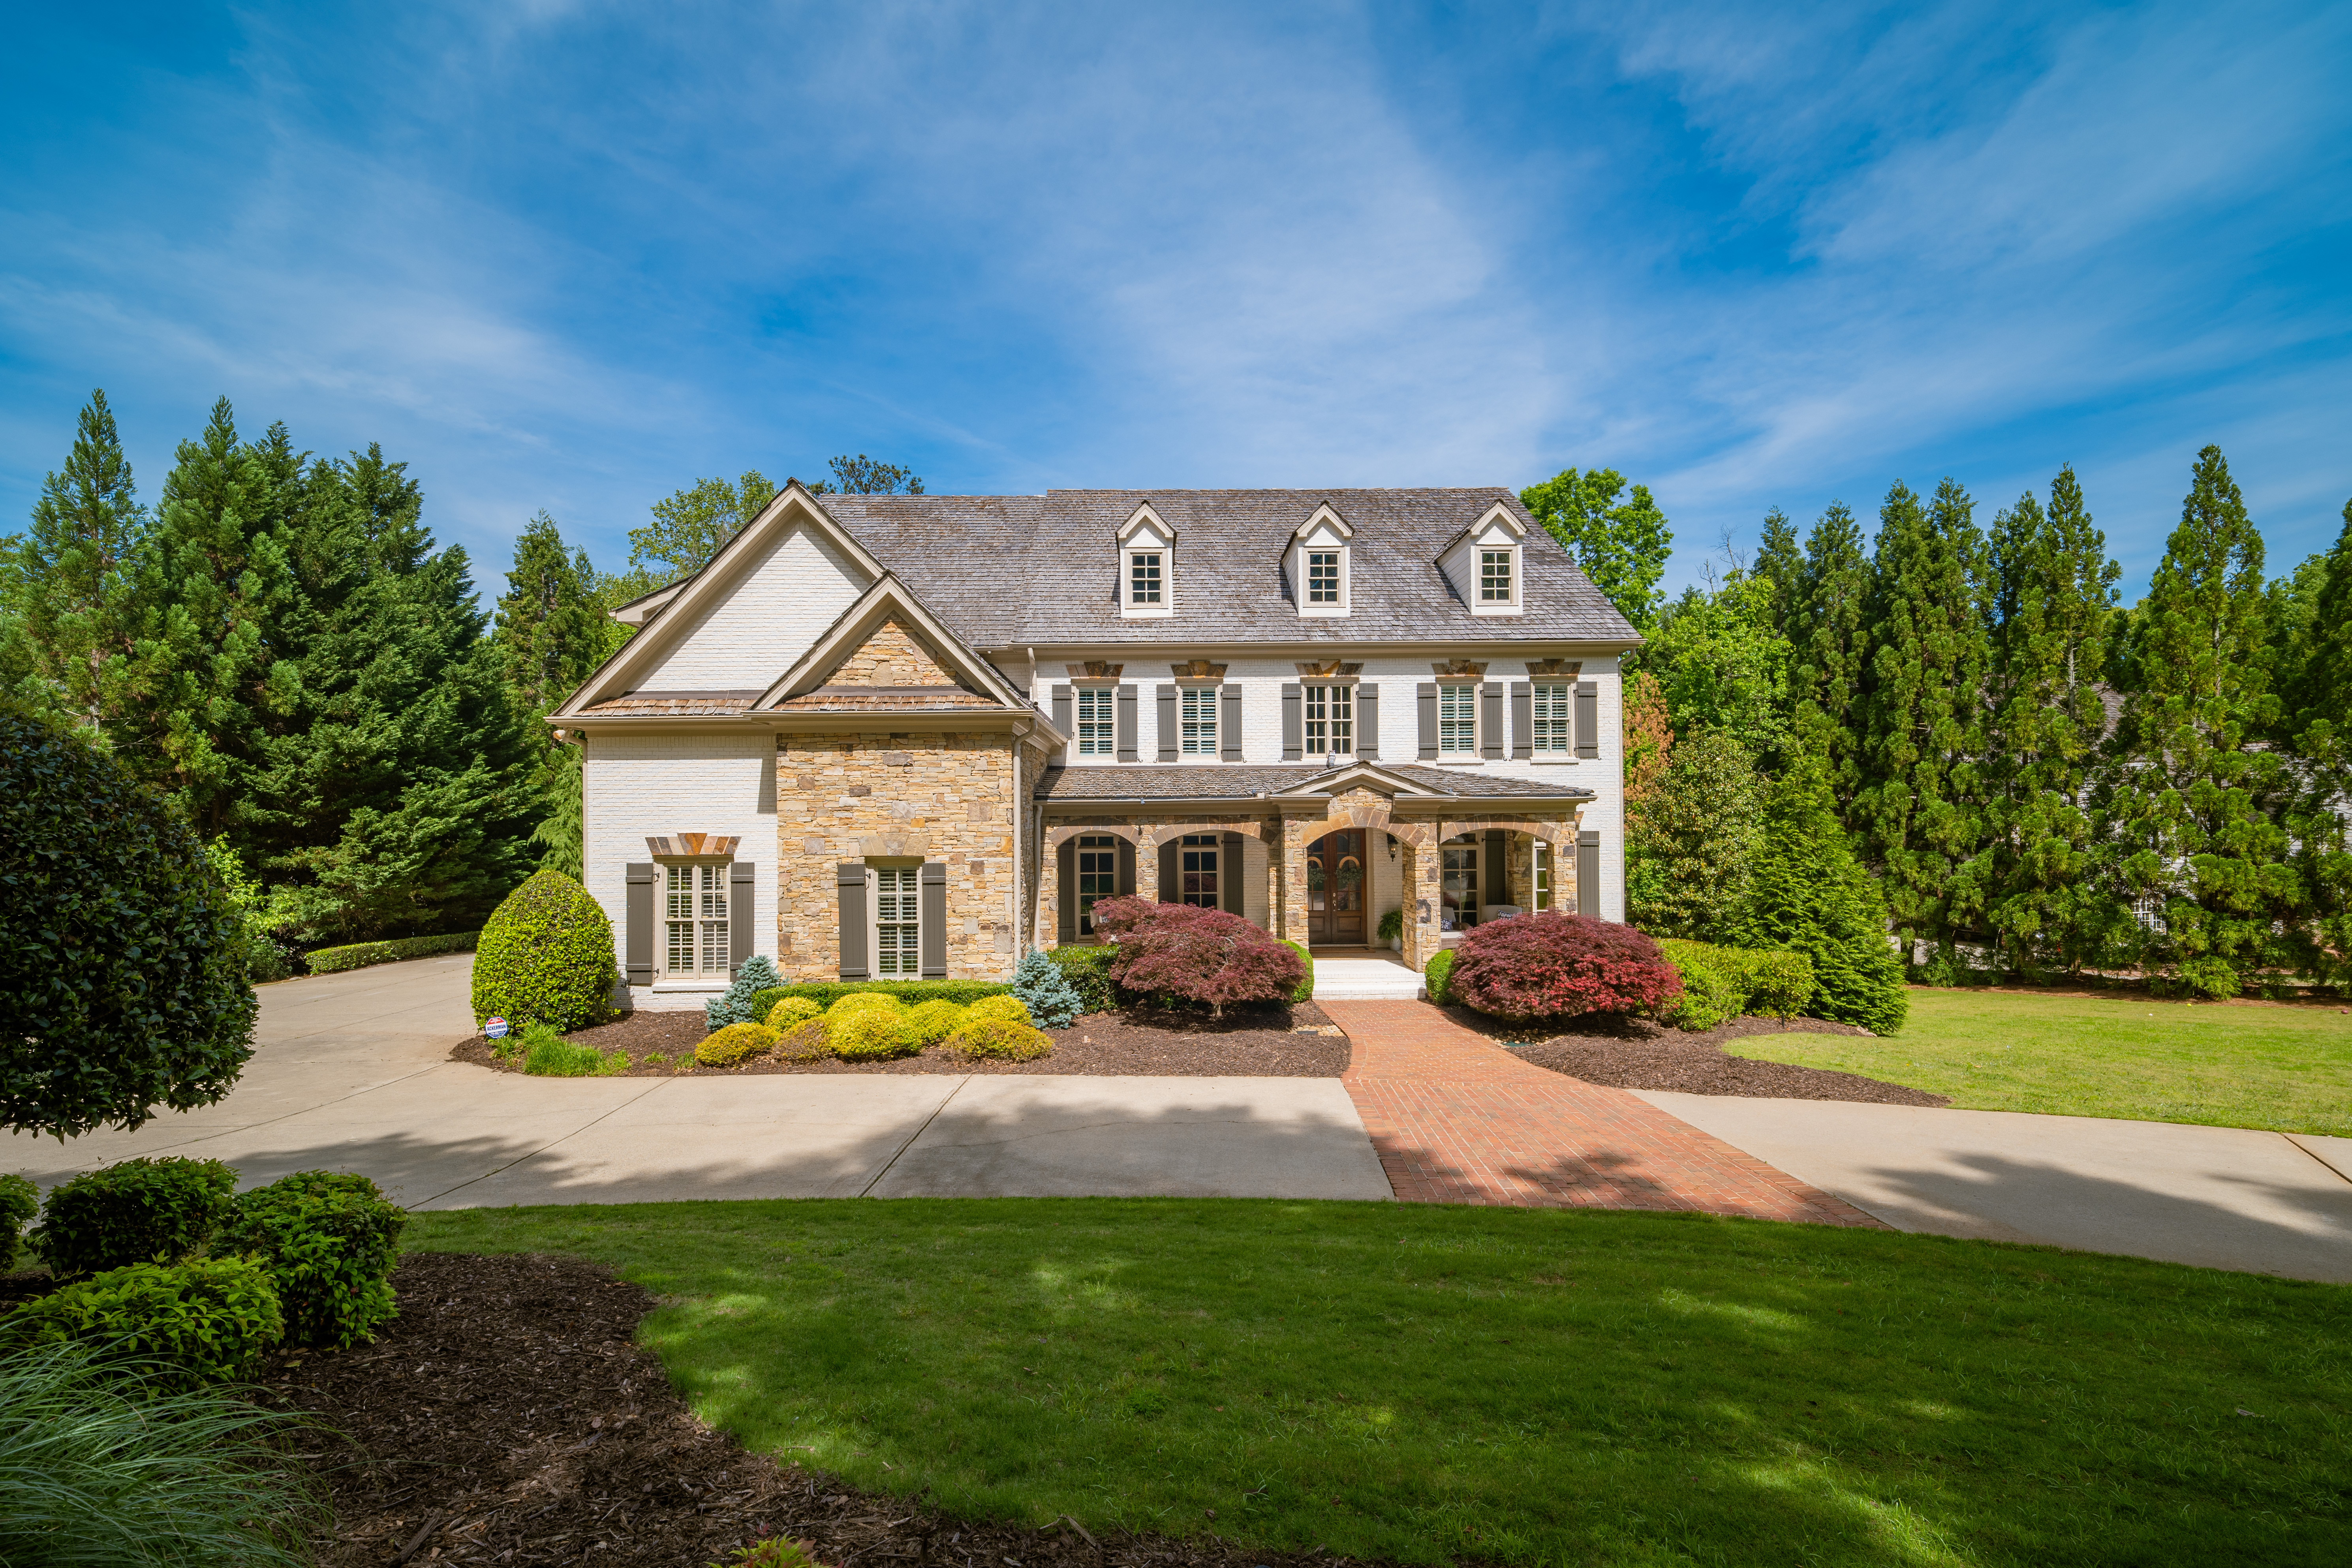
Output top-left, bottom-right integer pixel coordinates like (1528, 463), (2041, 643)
(408, 1198), (2351, 1567)
(1728, 990), (2352, 1134)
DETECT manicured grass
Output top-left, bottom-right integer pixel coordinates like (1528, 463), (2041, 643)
(1730, 990), (2352, 1134)
(407, 1199), (2351, 1566)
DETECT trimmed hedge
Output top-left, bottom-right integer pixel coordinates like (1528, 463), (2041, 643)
(1044, 947), (1119, 1014)
(471, 870), (616, 1033)
(828, 1010), (923, 1061)
(1424, 948), (1456, 1006)
(33, 1157), (238, 1279)
(213, 1172), (405, 1349)
(1656, 939), (1817, 1031)
(748, 979), (1013, 1016)
(304, 930), (479, 975)
(2, 1258), (284, 1390)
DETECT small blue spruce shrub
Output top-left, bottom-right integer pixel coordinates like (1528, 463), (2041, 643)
(1010, 949), (1086, 1029)
(706, 955), (785, 1027)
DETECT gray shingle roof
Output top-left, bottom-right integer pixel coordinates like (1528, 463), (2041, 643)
(818, 489), (1639, 650)
(1035, 763), (1594, 802)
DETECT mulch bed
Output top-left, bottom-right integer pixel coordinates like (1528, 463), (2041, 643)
(447, 1003), (1350, 1078)
(278, 1250), (1403, 1568)
(1483, 1011), (1948, 1106)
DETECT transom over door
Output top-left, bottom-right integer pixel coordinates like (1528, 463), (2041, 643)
(1306, 830), (1366, 945)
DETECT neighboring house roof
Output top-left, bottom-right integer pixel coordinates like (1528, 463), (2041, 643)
(1036, 762), (1595, 803)
(816, 489), (1640, 648)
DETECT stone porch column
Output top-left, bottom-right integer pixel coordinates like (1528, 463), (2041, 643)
(1279, 812), (1312, 942)
(1407, 835), (1441, 971)
(1135, 822), (1161, 902)
(1036, 830), (1060, 947)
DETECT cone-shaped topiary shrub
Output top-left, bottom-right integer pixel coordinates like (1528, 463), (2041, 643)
(706, 955), (783, 1027)
(1448, 913), (1683, 1022)
(1734, 756), (1908, 1035)
(471, 870), (617, 1033)
(1010, 950), (1084, 1027)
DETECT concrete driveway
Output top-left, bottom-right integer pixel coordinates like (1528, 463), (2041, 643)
(4, 957), (1390, 1209)
(1640, 1091), (2352, 1283)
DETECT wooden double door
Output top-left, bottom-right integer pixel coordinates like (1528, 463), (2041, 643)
(1307, 829), (1367, 945)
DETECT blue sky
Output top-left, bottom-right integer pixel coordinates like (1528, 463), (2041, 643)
(3, 1), (2346, 601)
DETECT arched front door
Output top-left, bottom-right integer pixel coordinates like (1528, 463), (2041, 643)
(1307, 829), (1366, 945)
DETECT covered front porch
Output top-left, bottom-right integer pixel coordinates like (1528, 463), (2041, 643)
(1028, 761), (1595, 973)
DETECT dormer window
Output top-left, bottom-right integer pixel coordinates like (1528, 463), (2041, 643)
(1117, 504), (1175, 619)
(1289, 503), (1353, 618)
(1480, 549), (1512, 602)
(1130, 552), (1162, 605)
(1441, 502), (1525, 616)
(1308, 551), (1342, 603)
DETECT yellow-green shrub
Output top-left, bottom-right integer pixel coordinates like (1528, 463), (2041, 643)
(827, 1008), (922, 1061)
(903, 999), (968, 1046)
(964, 993), (1033, 1026)
(947, 1017), (1053, 1061)
(696, 1022), (779, 1067)
(765, 995), (824, 1029)
(776, 1019), (833, 1061)
(828, 992), (906, 1019)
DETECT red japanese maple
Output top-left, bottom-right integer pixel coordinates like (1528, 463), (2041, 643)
(1088, 896), (1304, 1018)
(1447, 911), (1682, 1022)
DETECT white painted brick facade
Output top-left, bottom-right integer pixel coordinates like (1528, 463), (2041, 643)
(637, 523), (870, 691)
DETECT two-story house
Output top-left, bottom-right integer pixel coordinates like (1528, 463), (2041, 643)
(552, 483), (1641, 1006)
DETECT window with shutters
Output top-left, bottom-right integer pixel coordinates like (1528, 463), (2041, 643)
(1179, 834), (1220, 907)
(1306, 550), (1341, 603)
(1129, 552), (1162, 605)
(1304, 684), (1352, 757)
(1076, 687), (1116, 755)
(1438, 683), (1477, 754)
(663, 862), (729, 976)
(1180, 687), (1217, 755)
(1076, 835), (1119, 935)
(1530, 682), (1572, 753)
(874, 866), (921, 976)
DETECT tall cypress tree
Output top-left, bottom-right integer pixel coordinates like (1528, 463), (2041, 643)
(1975, 466), (2121, 972)
(2283, 499), (2352, 993)
(1735, 749), (1909, 1034)
(494, 511), (607, 717)
(1753, 507), (1803, 640)
(2, 390), (149, 730)
(2095, 446), (2299, 996)
(1788, 501), (1870, 821)
(1855, 478), (1992, 954)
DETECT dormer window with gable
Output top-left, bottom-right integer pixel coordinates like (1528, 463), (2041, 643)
(1287, 504), (1353, 618)
(1439, 503), (1525, 616)
(1118, 504), (1174, 619)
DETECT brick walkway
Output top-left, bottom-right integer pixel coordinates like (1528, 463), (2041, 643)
(1320, 1000), (1885, 1228)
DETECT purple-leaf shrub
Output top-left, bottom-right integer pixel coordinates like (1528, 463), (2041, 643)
(1088, 896), (1305, 1018)
(1447, 912), (1683, 1022)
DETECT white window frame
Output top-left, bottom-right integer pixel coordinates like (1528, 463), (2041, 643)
(1480, 549), (1513, 603)
(661, 860), (731, 978)
(1118, 505), (1176, 619)
(1180, 685), (1218, 756)
(873, 862), (921, 977)
(1530, 681), (1573, 754)
(1304, 683), (1353, 757)
(1290, 505), (1353, 618)
(1438, 683), (1478, 755)
(1533, 841), (1551, 911)
(1076, 685), (1116, 756)
(1129, 551), (1163, 606)
(1307, 550), (1342, 604)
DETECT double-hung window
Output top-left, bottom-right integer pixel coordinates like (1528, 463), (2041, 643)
(1129, 552), (1162, 605)
(1180, 687), (1217, 755)
(875, 866), (920, 976)
(1530, 682), (1573, 755)
(1480, 549), (1513, 603)
(1438, 683), (1477, 754)
(1076, 835), (1118, 935)
(663, 863), (728, 977)
(1180, 834), (1220, 907)
(1304, 684), (1352, 757)
(1306, 550), (1341, 604)
(1076, 687), (1115, 755)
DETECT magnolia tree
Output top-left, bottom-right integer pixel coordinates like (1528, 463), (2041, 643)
(1447, 912), (1683, 1022)
(1087, 896), (1304, 1018)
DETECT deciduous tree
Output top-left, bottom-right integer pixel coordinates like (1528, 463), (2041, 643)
(1518, 467), (1673, 632)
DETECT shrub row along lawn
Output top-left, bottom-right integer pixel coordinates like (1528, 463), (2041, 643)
(1730, 989), (2352, 1136)
(408, 1198), (2351, 1567)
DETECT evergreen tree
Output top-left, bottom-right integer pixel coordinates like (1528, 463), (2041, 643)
(1752, 507), (1803, 641)
(1625, 729), (1763, 941)
(1787, 501), (1871, 819)
(1518, 467), (1674, 632)
(825, 453), (925, 495)
(1971, 466), (2121, 975)
(1734, 751), (1908, 1034)
(2276, 497), (2352, 737)
(1854, 477), (1993, 951)
(494, 511), (607, 716)
(2095, 446), (2300, 997)
(629, 470), (777, 580)
(1, 390), (148, 730)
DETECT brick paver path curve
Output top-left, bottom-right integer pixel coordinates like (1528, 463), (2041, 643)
(1321, 999), (1884, 1228)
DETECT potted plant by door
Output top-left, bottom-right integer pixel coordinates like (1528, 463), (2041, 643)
(1377, 909), (1404, 952)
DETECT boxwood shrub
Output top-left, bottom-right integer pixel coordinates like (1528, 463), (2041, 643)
(747, 978), (1012, 1016)
(213, 1172), (405, 1349)
(1284, 941), (1314, 1003)
(471, 869), (616, 1033)
(0, 1172), (36, 1272)
(1043, 947), (1118, 1014)
(1424, 948), (1456, 1006)
(695, 1022), (779, 1067)
(304, 930), (478, 975)
(32, 1157), (238, 1279)
(2, 1258), (284, 1390)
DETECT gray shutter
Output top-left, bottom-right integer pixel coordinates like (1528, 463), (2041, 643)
(1417, 682), (1438, 759)
(1480, 682), (1504, 759)
(624, 863), (655, 986)
(1576, 681), (1599, 759)
(1118, 836), (1136, 897)
(1057, 839), (1076, 943)
(1578, 829), (1601, 918)
(1358, 683), (1379, 760)
(1116, 684), (1138, 762)
(1050, 684), (1073, 766)
(1484, 830), (1507, 905)
(1157, 684), (1179, 762)
(729, 860), (755, 976)
(1220, 832), (1243, 914)
(1510, 682), (1532, 760)
(836, 863), (869, 980)
(1158, 839), (1180, 903)
(1281, 683), (1304, 761)
(1221, 684), (1243, 761)
(919, 861), (948, 977)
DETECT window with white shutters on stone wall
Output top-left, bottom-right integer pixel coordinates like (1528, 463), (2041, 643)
(1076, 687), (1115, 755)
(1181, 687), (1217, 755)
(875, 865), (920, 975)
(1530, 682), (1572, 753)
(1439, 683), (1477, 753)
(1304, 684), (1351, 755)
(664, 863), (729, 976)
